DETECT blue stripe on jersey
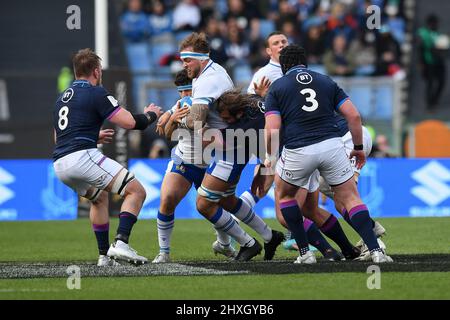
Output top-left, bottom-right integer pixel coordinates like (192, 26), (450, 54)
(72, 80), (91, 87)
(196, 97), (213, 105)
(199, 60), (213, 76)
(336, 97), (350, 110)
(285, 65), (307, 75)
(265, 111), (280, 117)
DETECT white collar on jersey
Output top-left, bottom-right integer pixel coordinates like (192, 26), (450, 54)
(268, 59), (281, 67)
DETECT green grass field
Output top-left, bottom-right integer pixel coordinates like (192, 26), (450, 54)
(1, 217), (450, 299)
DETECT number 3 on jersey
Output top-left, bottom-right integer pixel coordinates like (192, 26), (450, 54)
(58, 106), (69, 130)
(300, 88), (319, 112)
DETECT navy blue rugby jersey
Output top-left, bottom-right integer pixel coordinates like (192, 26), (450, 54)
(220, 96), (266, 162)
(53, 80), (120, 160)
(265, 66), (349, 149)
(335, 113), (349, 137)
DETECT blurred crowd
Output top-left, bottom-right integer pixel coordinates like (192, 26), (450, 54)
(120, 0), (408, 78)
(119, 0), (408, 158)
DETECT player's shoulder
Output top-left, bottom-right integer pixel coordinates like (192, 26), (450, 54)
(308, 69), (335, 84)
(203, 62), (231, 80)
(269, 74), (288, 90)
(90, 85), (110, 96)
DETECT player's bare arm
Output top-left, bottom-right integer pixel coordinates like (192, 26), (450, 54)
(109, 103), (163, 130)
(165, 102), (190, 140)
(263, 114), (281, 169)
(339, 100), (365, 169)
(156, 111), (171, 136)
(185, 103), (208, 129)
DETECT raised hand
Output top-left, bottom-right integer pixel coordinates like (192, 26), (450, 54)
(253, 76), (272, 98)
(144, 103), (163, 118)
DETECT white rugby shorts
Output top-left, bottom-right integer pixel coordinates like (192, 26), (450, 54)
(276, 138), (354, 190)
(53, 148), (123, 197)
(318, 126), (373, 196)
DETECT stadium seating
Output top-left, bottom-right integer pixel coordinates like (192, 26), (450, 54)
(125, 42), (152, 72)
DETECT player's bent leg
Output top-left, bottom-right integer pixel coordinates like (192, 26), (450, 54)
(219, 193), (284, 261)
(105, 169), (148, 265)
(302, 190), (359, 260)
(83, 189), (119, 266)
(197, 174), (262, 261)
(153, 172), (192, 263)
(275, 175), (316, 264)
(332, 179), (392, 263)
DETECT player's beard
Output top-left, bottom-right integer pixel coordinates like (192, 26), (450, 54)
(187, 64), (201, 79)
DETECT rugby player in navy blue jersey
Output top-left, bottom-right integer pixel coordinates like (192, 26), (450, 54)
(264, 45), (393, 264)
(208, 90), (285, 261)
(53, 48), (162, 266)
(215, 90), (351, 261)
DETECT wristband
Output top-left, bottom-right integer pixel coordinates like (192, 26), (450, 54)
(145, 111), (157, 124)
(353, 144), (363, 151)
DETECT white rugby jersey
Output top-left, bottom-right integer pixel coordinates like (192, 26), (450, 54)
(247, 60), (282, 94)
(175, 60), (234, 167)
(192, 60), (234, 129)
(169, 99), (205, 167)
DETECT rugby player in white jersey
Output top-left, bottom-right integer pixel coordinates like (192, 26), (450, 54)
(247, 31), (287, 96)
(154, 32), (265, 262)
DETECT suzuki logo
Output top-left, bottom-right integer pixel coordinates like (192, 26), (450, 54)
(0, 167), (15, 205)
(129, 161), (162, 206)
(411, 161), (450, 206)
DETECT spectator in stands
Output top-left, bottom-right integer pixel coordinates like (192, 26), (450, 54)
(248, 38), (270, 71)
(120, 0), (150, 43)
(384, 1), (406, 44)
(418, 14), (448, 110)
(326, 2), (357, 46)
(199, 0), (217, 29)
(148, 0), (173, 38)
(349, 30), (377, 76)
(224, 0), (260, 40)
(370, 134), (395, 158)
(280, 20), (301, 45)
(323, 34), (356, 76)
(303, 23), (327, 65)
(204, 17), (228, 65)
(224, 24), (251, 70)
(173, 0), (201, 32)
(275, 0), (298, 31)
(375, 25), (404, 79)
(292, 0), (317, 22)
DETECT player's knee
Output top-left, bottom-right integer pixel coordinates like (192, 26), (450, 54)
(92, 190), (108, 205)
(111, 168), (136, 197)
(160, 193), (178, 213)
(134, 182), (147, 203)
(124, 180), (146, 204)
(196, 196), (212, 216)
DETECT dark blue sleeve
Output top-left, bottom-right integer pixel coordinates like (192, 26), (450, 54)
(93, 86), (121, 120)
(334, 82), (349, 111)
(264, 86), (281, 117)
